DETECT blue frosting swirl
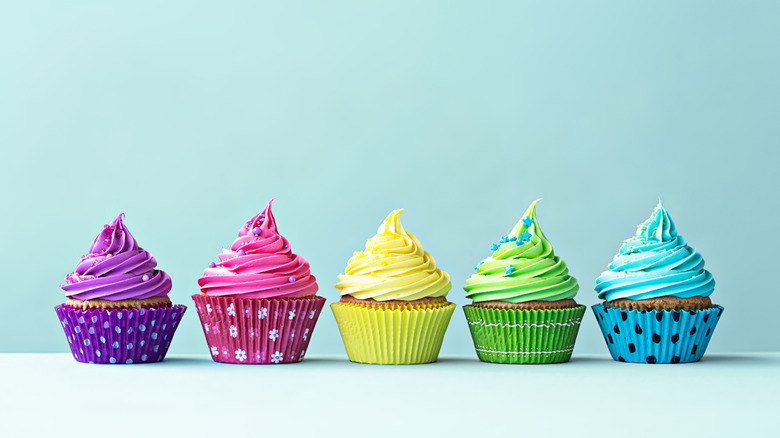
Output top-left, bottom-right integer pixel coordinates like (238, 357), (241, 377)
(595, 201), (714, 301)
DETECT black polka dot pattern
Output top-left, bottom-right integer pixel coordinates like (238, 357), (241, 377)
(592, 304), (723, 364)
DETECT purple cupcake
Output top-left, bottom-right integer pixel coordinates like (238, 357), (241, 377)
(55, 214), (186, 364)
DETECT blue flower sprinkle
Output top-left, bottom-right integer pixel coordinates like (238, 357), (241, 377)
(490, 243), (500, 250)
(521, 231), (532, 241)
(505, 265), (514, 275)
(523, 217), (533, 226)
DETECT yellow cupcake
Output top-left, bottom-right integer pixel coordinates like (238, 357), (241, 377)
(332, 210), (455, 364)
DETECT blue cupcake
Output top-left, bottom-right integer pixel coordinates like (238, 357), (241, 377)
(592, 201), (723, 364)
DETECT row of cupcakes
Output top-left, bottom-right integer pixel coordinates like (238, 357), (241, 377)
(56, 198), (723, 365)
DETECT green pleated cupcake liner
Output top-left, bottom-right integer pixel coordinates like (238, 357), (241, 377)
(463, 305), (586, 364)
(331, 302), (456, 365)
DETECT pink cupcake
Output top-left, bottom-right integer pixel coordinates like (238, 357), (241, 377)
(192, 199), (326, 364)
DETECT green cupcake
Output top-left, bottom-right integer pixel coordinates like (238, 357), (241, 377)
(463, 199), (586, 364)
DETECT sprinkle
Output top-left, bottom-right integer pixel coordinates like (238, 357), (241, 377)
(522, 217), (533, 226)
(142, 275), (149, 281)
(252, 227), (261, 235)
(509, 236), (517, 242)
(499, 236), (507, 244)
(208, 262), (216, 268)
(288, 276), (296, 283)
(490, 243), (500, 251)
(515, 240), (523, 246)
(521, 231), (532, 241)
(505, 265), (514, 275)
(238, 250), (246, 256)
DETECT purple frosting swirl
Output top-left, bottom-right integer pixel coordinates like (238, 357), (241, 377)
(60, 214), (172, 301)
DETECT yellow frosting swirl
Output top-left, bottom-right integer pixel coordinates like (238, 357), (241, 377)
(335, 209), (451, 301)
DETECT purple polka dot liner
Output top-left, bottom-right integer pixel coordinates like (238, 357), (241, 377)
(55, 304), (187, 364)
(192, 294), (326, 364)
(592, 303), (724, 364)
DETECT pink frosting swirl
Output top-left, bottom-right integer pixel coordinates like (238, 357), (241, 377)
(197, 199), (318, 299)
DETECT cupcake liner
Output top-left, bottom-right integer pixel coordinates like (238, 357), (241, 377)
(330, 302), (456, 365)
(192, 294), (326, 364)
(463, 305), (586, 364)
(55, 304), (187, 364)
(592, 303), (724, 364)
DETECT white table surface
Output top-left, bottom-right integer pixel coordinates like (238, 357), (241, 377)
(1, 353), (777, 437)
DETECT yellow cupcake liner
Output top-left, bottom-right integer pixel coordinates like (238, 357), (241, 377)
(330, 302), (456, 365)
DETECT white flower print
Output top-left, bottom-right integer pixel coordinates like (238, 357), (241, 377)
(255, 352), (263, 362)
(303, 328), (309, 341)
(235, 349), (247, 362)
(204, 323), (209, 333)
(229, 325), (237, 338)
(227, 304), (235, 316)
(211, 346), (219, 356)
(258, 307), (268, 319)
(271, 351), (283, 363)
(309, 310), (315, 319)
(288, 309), (296, 320)
(206, 304), (212, 313)
(269, 329), (279, 341)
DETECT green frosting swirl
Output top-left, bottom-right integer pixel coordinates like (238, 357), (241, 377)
(464, 199), (579, 303)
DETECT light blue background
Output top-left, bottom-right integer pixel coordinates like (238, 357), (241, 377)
(1, 1), (777, 355)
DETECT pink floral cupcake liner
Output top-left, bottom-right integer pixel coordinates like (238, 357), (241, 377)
(192, 294), (326, 364)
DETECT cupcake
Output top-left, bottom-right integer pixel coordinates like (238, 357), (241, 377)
(55, 214), (187, 364)
(593, 200), (724, 364)
(331, 209), (456, 364)
(463, 199), (586, 364)
(193, 199), (326, 364)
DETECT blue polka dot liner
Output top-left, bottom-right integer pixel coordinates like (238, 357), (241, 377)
(55, 304), (187, 364)
(592, 303), (723, 364)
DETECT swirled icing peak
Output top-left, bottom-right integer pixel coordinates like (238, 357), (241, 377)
(198, 199), (318, 299)
(61, 214), (172, 301)
(595, 200), (715, 301)
(335, 209), (451, 301)
(464, 199), (578, 303)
